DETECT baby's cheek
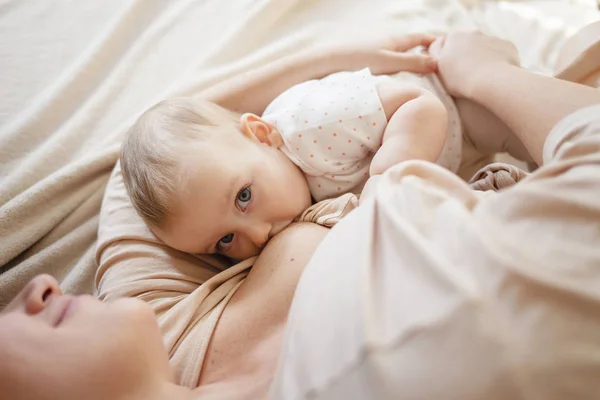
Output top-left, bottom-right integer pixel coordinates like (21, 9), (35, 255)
(291, 184), (312, 213)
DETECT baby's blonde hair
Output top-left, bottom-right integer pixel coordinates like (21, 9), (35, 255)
(120, 97), (241, 229)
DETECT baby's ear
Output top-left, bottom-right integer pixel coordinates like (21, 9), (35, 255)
(240, 113), (283, 148)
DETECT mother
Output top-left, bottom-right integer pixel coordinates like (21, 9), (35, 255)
(3, 31), (600, 400)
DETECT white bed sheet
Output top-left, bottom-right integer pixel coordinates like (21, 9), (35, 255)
(0, 0), (597, 304)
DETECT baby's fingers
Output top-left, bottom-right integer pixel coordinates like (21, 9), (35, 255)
(389, 33), (437, 52)
(384, 51), (437, 74)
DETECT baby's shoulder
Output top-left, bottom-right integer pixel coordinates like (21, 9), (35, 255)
(263, 69), (375, 116)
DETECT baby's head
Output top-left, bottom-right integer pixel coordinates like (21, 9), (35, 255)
(121, 97), (311, 260)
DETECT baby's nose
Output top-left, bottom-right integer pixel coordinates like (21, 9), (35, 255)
(248, 221), (272, 248)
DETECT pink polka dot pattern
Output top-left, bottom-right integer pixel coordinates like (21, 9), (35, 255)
(260, 68), (387, 201)
(260, 67), (464, 201)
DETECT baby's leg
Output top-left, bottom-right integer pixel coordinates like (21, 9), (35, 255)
(454, 99), (534, 163)
(370, 83), (447, 175)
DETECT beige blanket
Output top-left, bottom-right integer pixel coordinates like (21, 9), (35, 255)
(0, 0), (596, 306)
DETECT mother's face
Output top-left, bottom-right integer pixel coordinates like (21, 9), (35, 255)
(0, 275), (173, 400)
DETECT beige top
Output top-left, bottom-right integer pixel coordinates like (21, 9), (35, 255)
(270, 104), (600, 399)
(95, 168), (359, 387)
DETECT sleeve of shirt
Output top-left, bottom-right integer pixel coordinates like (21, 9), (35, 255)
(271, 104), (600, 400)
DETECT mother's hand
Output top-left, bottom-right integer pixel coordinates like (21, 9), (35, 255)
(331, 33), (439, 76)
(429, 31), (520, 98)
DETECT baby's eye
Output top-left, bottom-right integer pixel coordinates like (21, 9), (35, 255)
(236, 187), (252, 210)
(217, 233), (234, 252)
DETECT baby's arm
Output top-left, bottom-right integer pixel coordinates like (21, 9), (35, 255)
(370, 81), (447, 176)
(200, 35), (437, 116)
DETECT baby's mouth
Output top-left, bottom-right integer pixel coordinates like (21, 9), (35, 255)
(270, 220), (293, 238)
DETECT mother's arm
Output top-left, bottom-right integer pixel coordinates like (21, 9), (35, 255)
(430, 32), (600, 165)
(202, 33), (438, 114)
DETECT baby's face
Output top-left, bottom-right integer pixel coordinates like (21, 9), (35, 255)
(155, 130), (312, 260)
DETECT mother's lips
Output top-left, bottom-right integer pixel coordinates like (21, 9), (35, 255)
(53, 296), (78, 327)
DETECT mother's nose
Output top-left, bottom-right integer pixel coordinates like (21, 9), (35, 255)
(2, 274), (62, 315)
(23, 274), (62, 315)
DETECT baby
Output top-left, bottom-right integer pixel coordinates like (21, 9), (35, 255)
(121, 67), (467, 261)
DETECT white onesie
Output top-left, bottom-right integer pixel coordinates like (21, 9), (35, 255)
(262, 68), (462, 201)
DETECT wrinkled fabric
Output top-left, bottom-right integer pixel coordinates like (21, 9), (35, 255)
(298, 193), (359, 228)
(1, 0), (479, 309)
(468, 162), (529, 191)
(271, 106), (600, 400)
(2, 0), (593, 309)
(3, 0), (597, 392)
